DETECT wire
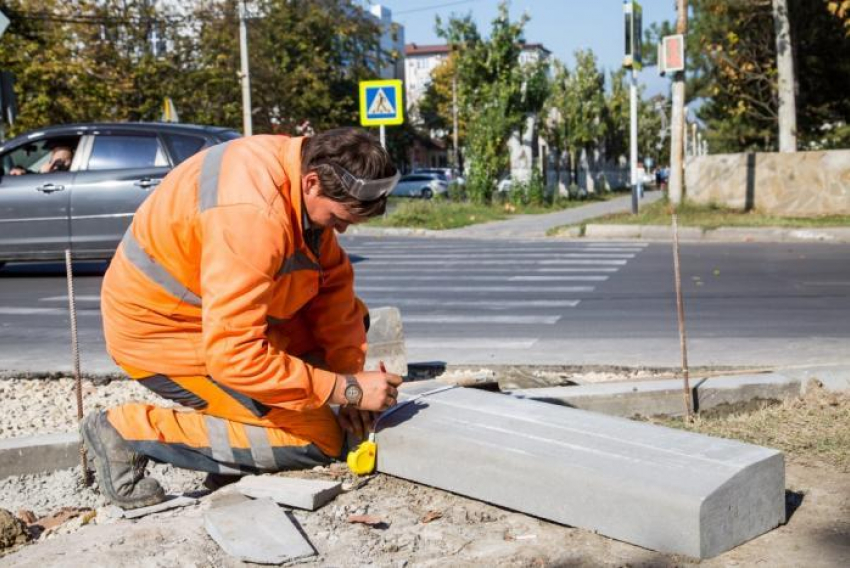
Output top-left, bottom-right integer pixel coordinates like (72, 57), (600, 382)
(394, 0), (485, 16)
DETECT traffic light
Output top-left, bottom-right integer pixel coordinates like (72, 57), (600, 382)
(623, 1), (643, 70)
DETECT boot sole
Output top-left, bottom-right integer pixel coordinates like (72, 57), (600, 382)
(80, 413), (165, 510)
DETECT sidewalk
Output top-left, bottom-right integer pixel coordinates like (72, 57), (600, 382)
(347, 192), (662, 240)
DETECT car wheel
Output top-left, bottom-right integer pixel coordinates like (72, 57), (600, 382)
(421, 188), (433, 200)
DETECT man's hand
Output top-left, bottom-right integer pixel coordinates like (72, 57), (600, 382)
(331, 370), (402, 411)
(354, 370), (402, 411)
(337, 406), (376, 440)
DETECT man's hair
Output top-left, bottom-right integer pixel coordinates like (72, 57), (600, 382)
(301, 127), (395, 218)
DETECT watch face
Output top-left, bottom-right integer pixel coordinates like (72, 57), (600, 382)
(345, 383), (362, 404)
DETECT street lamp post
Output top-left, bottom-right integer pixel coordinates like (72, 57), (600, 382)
(238, 0), (253, 136)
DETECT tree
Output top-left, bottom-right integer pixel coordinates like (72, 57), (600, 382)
(0, 1), (387, 136)
(436, 2), (538, 203)
(651, 0), (850, 152)
(543, 50), (606, 186)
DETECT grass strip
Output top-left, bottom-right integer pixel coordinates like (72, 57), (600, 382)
(369, 193), (618, 231)
(549, 198), (850, 235)
(650, 383), (850, 472)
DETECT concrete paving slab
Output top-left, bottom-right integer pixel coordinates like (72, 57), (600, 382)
(0, 432), (80, 479)
(122, 495), (197, 519)
(365, 306), (407, 376)
(204, 498), (315, 564)
(509, 373), (803, 418)
(377, 381), (785, 559)
(234, 475), (341, 510)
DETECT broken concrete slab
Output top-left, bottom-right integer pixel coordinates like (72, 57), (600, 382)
(234, 475), (341, 510)
(377, 381), (785, 559)
(0, 432), (80, 480)
(509, 373), (803, 418)
(204, 498), (315, 564)
(365, 306), (407, 376)
(122, 495), (197, 519)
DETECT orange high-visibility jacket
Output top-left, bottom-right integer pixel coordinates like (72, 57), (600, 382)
(101, 135), (366, 412)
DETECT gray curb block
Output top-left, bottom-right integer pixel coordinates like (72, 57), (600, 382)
(2, 365), (848, 481)
(0, 432), (81, 479)
(509, 365), (850, 418)
(581, 224), (850, 243)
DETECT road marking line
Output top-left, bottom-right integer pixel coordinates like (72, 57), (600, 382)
(356, 285), (594, 293)
(356, 274), (606, 282)
(408, 338), (538, 349)
(355, 266), (619, 273)
(39, 295), (101, 302)
(0, 307), (101, 316)
(359, 299), (581, 308)
(402, 315), (561, 324)
(352, 253), (636, 259)
(508, 275), (608, 282)
(357, 259), (627, 266)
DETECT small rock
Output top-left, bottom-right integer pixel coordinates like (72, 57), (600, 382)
(0, 508), (30, 549)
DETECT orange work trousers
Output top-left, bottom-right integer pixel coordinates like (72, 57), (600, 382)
(106, 316), (347, 476)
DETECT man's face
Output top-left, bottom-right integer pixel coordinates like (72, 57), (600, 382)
(302, 172), (366, 233)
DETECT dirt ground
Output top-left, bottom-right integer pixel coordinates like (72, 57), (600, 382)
(1, 374), (847, 567)
(1, 458), (847, 567)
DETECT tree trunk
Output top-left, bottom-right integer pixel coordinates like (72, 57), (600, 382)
(772, 0), (797, 152)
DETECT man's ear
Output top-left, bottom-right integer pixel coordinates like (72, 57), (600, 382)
(302, 171), (322, 197)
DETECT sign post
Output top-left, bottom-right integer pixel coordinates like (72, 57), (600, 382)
(623, 1), (643, 214)
(359, 79), (404, 149)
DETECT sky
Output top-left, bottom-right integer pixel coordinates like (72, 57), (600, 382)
(371, 0), (678, 96)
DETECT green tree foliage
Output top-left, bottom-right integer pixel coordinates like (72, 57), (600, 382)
(0, 0), (181, 134)
(647, 0), (850, 152)
(0, 0), (386, 136)
(436, 2), (546, 203)
(542, 50), (606, 184)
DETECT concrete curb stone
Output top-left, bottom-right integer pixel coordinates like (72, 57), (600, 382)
(577, 224), (850, 243)
(2, 366), (847, 481)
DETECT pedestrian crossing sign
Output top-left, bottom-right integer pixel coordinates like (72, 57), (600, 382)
(359, 80), (404, 126)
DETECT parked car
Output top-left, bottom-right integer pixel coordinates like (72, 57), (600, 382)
(0, 122), (240, 268)
(412, 167), (465, 186)
(392, 173), (448, 199)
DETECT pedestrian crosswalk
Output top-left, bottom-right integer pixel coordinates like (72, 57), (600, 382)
(342, 237), (649, 360)
(4, 237), (650, 365)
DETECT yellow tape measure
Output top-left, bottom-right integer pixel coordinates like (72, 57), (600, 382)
(346, 384), (456, 476)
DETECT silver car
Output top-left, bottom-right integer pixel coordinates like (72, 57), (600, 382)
(0, 123), (239, 269)
(391, 173), (448, 199)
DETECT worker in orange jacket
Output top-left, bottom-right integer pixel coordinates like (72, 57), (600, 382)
(81, 127), (403, 509)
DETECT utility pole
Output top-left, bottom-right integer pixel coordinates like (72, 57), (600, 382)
(772, 0), (797, 152)
(238, 0), (253, 136)
(668, 0), (688, 206)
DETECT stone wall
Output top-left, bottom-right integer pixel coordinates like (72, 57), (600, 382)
(685, 150), (850, 216)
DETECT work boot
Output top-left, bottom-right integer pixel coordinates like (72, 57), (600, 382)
(80, 411), (166, 510)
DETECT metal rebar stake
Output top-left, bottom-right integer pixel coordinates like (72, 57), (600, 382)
(65, 250), (91, 485)
(671, 214), (693, 419)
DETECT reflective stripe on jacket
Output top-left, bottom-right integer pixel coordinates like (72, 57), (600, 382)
(101, 135), (366, 412)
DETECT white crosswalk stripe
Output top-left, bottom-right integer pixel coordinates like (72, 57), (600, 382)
(403, 314), (561, 324)
(357, 274), (607, 282)
(357, 285), (595, 293)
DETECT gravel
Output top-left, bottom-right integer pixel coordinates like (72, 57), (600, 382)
(0, 378), (175, 439)
(0, 465), (205, 519)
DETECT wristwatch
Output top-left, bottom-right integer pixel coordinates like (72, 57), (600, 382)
(343, 375), (363, 407)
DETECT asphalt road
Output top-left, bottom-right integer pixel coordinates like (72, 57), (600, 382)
(0, 237), (848, 374)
